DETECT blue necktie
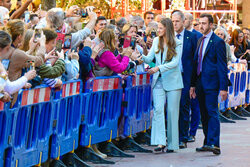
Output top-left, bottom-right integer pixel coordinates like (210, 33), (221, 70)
(176, 34), (181, 39)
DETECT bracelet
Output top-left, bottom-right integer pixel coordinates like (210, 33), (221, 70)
(0, 72), (8, 80)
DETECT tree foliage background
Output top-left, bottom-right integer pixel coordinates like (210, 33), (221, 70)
(54, 0), (144, 19)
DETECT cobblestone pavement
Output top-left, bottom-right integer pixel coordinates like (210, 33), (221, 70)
(92, 119), (250, 167)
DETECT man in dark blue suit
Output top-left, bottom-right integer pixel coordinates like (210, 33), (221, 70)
(171, 10), (197, 149)
(184, 13), (202, 142)
(190, 13), (228, 155)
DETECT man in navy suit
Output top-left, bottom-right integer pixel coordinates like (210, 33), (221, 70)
(190, 13), (228, 155)
(184, 13), (202, 142)
(171, 10), (197, 149)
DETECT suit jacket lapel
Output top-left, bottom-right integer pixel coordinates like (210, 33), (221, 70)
(204, 32), (214, 58)
(195, 37), (203, 60)
(183, 30), (193, 62)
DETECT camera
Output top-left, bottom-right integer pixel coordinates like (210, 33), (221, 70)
(118, 34), (125, 48)
(110, 19), (115, 25)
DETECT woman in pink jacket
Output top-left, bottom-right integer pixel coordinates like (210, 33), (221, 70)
(94, 28), (140, 76)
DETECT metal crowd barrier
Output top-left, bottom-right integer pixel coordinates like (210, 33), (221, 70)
(1, 63), (250, 166)
(80, 76), (123, 147)
(6, 85), (53, 167)
(121, 72), (152, 137)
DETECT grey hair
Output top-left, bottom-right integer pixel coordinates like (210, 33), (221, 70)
(48, 8), (65, 20)
(46, 9), (64, 30)
(147, 21), (158, 30)
(106, 24), (116, 32)
(214, 26), (229, 41)
(172, 11), (185, 21)
(131, 15), (144, 24)
(185, 13), (193, 21)
(116, 17), (127, 29)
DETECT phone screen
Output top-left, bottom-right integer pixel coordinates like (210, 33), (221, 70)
(81, 9), (88, 18)
(130, 37), (136, 50)
(56, 40), (63, 53)
(1, 59), (10, 71)
(34, 29), (41, 43)
(151, 31), (156, 39)
(63, 34), (72, 49)
(137, 32), (142, 36)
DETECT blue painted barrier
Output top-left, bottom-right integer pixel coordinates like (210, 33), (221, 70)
(121, 72), (152, 137)
(50, 80), (82, 159)
(0, 102), (12, 167)
(246, 70), (250, 104)
(6, 85), (53, 167)
(0, 63), (249, 166)
(80, 76), (123, 147)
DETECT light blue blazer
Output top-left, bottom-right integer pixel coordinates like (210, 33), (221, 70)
(142, 37), (184, 91)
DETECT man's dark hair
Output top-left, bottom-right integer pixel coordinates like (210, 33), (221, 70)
(42, 28), (58, 44)
(144, 11), (154, 19)
(30, 14), (38, 21)
(200, 13), (213, 24)
(0, 30), (12, 49)
(96, 16), (106, 25)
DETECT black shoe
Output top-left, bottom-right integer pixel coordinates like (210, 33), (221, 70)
(166, 149), (174, 153)
(179, 142), (187, 149)
(187, 136), (195, 142)
(206, 145), (221, 155)
(154, 146), (166, 152)
(196, 145), (209, 152)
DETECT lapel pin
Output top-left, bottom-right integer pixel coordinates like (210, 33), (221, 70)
(210, 40), (212, 42)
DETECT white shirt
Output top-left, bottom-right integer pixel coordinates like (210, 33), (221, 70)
(175, 29), (185, 72)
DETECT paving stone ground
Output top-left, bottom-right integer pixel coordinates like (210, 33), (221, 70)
(92, 119), (250, 167)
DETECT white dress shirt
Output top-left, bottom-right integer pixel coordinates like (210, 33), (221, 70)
(175, 29), (185, 72)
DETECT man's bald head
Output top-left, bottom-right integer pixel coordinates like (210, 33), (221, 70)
(184, 13), (194, 30)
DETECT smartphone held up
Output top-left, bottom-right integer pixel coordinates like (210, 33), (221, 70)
(33, 29), (41, 43)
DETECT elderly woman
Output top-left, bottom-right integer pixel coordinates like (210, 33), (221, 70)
(215, 27), (246, 65)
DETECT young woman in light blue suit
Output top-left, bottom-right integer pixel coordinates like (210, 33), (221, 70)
(142, 18), (183, 153)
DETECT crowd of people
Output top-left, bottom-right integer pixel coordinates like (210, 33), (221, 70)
(0, 0), (250, 157)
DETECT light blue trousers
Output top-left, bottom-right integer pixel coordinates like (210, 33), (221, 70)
(151, 79), (182, 150)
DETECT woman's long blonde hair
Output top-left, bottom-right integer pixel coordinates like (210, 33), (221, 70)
(156, 18), (176, 62)
(99, 29), (116, 52)
(20, 29), (34, 52)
